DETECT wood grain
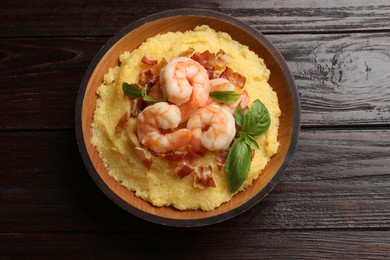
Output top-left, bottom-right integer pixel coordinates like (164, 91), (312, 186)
(1, 0), (390, 37)
(269, 33), (390, 126)
(1, 129), (389, 232)
(0, 38), (106, 130)
(1, 231), (390, 259)
(2, 0), (390, 257)
(1, 33), (389, 129)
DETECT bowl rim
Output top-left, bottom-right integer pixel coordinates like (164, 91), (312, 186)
(75, 8), (301, 227)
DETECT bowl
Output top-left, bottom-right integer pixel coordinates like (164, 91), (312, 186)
(75, 9), (300, 227)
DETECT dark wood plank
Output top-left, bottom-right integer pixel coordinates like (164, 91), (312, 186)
(0, 38), (107, 130)
(1, 129), (389, 232)
(1, 231), (390, 259)
(1, 0), (390, 37)
(269, 33), (390, 127)
(1, 33), (389, 129)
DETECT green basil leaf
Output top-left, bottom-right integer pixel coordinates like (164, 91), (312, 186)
(234, 103), (244, 127)
(210, 90), (240, 104)
(239, 132), (260, 149)
(122, 83), (142, 98)
(225, 138), (252, 193)
(242, 99), (270, 138)
(143, 95), (168, 103)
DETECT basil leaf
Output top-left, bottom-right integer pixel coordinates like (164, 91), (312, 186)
(225, 138), (252, 193)
(210, 91), (240, 104)
(122, 83), (142, 98)
(239, 132), (259, 149)
(143, 95), (168, 103)
(242, 99), (270, 138)
(234, 103), (244, 127)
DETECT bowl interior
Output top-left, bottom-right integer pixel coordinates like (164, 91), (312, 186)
(79, 12), (298, 226)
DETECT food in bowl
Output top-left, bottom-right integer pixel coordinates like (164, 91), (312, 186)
(90, 25), (281, 211)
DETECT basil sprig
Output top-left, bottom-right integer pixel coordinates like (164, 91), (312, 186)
(122, 83), (168, 103)
(209, 90), (240, 104)
(226, 99), (271, 193)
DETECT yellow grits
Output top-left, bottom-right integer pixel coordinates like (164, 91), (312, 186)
(91, 25), (281, 211)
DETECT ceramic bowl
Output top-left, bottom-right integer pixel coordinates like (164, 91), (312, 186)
(75, 9), (300, 227)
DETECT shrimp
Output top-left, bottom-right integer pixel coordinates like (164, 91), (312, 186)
(208, 78), (250, 114)
(160, 57), (210, 107)
(136, 102), (191, 154)
(187, 105), (236, 152)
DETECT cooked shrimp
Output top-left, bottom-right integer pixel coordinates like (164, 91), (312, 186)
(208, 78), (250, 114)
(136, 102), (191, 154)
(187, 105), (236, 152)
(160, 57), (210, 107)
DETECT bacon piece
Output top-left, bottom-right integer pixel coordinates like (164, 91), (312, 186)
(150, 58), (167, 76)
(130, 97), (147, 118)
(139, 58), (167, 85)
(151, 150), (202, 161)
(206, 67), (215, 79)
(115, 112), (129, 133)
(141, 55), (158, 65)
(139, 69), (155, 85)
(215, 152), (228, 171)
(215, 49), (232, 67)
(147, 83), (164, 101)
(193, 165), (216, 189)
(175, 161), (194, 179)
(238, 90), (250, 109)
(158, 151), (188, 161)
(135, 147), (153, 170)
(220, 66), (246, 88)
(191, 50), (216, 70)
(179, 48), (195, 57)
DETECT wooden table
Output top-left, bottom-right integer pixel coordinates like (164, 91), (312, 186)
(1, 1), (390, 258)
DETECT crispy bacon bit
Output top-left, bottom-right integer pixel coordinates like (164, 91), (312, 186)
(141, 55), (158, 65)
(206, 67), (215, 79)
(160, 151), (188, 161)
(115, 112), (129, 133)
(238, 90), (250, 109)
(193, 165), (216, 189)
(135, 147), (153, 170)
(215, 152), (228, 171)
(147, 83), (164, 100)
(130, 97), (147, 117)
(150, 58), (167, 76)
(215, 49), (232, 67)
(220, 66), (246, 88)
(150, 150), (202, 161)
(139, 69), (155, 85)
(191, 50), (216, 70)
(179, 48), (195, 57)
(139, 58), (167, 85)
(175, 161), (194, 179)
